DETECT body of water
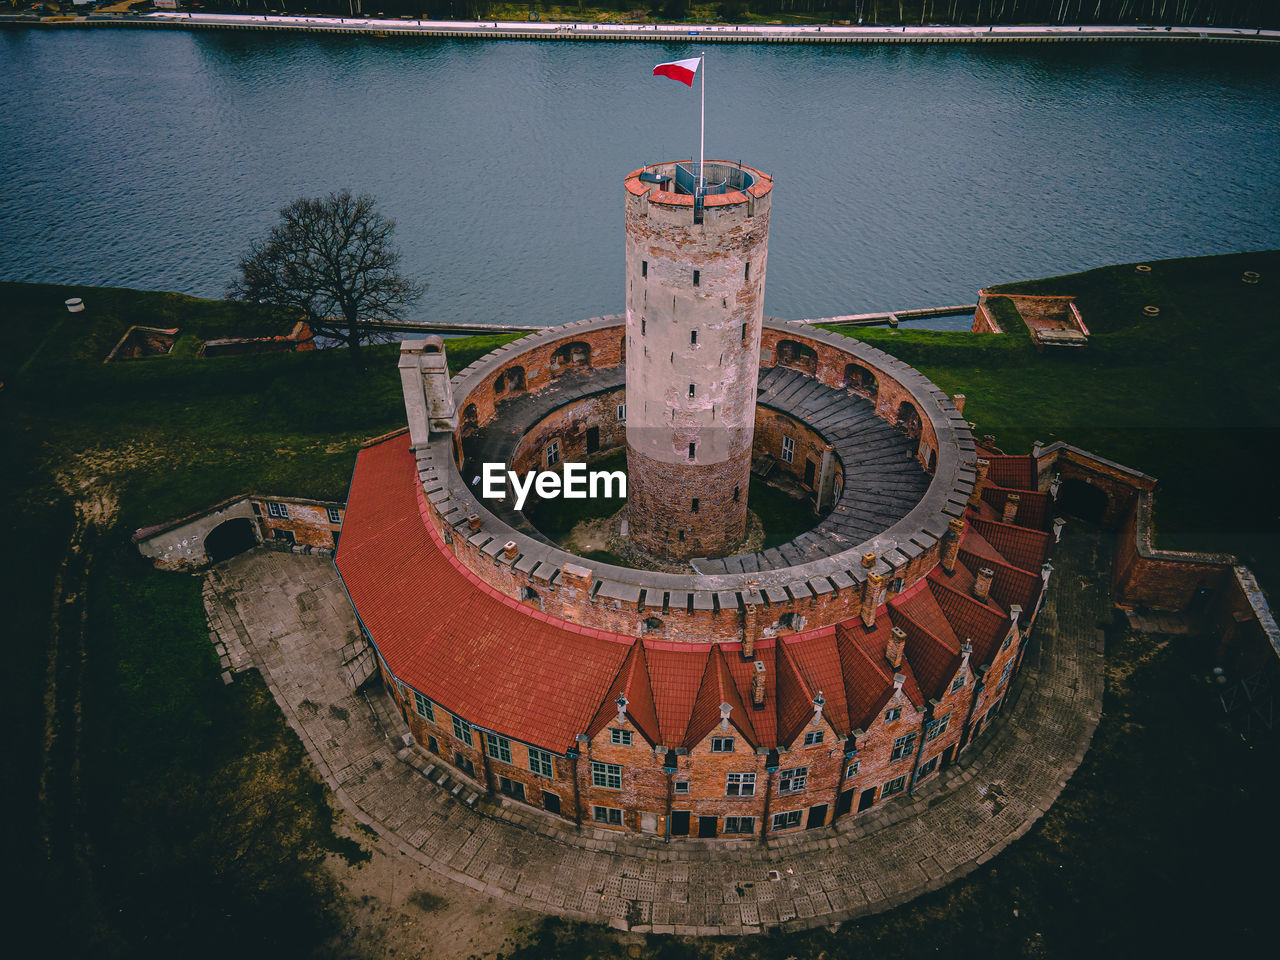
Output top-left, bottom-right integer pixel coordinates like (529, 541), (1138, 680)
(1, 30), (1277, 329)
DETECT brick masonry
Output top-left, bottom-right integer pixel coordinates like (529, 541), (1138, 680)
(202, 527), (1108, 935)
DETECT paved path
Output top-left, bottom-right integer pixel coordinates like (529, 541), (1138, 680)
(203, 531), (1108, 935)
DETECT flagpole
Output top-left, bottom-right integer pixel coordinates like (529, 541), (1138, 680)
(699, 52), (705, 196)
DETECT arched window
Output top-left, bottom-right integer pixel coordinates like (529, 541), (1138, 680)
(843, 363), (878, 400)
(774, 339), (818, 375)
(550, 341), (591, 371)
(896, 401), (922, 440)
(462, 404), (479, 433)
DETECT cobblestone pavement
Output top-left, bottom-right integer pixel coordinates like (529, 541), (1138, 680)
(203, 532), (1108, 936)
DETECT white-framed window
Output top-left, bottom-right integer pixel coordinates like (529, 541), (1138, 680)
(724, 816), (755, 835)
(803, 730), (824, 746)
(772, 810), (802, 830)
(486, 732), (512, 763)
(674, 780), (690, 795)
(781, 436), (795, 464)
(845, 760), (860, 780)
(593, 806), (623, 826)
(528, 747), (554, 778)
(610, 728), (633, 746)
(926, 713), (951, 742)
(546, 439), (560, 468)
(951, 673), (966, 693)
(917, 756), (939, 780)
(1000, 660), (1013, 686)
(498, 775), (525, 800)
(882, 775), (907, 797)
(778, 767), (808, 794)
(326, 506), (342, 524)
(413, 691), (434, 722)
(885, 706), (902, 723)
(591, 761), (622, 790)
(266, 501), (288, 519)
(890, 732), (916, 761)
(726, 772), (756, 797)
(616, 403), (626, 422)
(452, 716), (473, 746)
(711, 736), (734, 753)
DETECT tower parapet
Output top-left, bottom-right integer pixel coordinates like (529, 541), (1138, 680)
(622, 161), (774, 560)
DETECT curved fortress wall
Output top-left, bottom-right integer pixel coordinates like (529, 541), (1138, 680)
(623, 162), (774, 560)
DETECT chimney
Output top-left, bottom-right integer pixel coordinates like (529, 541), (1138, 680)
(1052, 516), (1066, 543)
(742, 600), (759, 660)
(503, 540), (519, 560)
(1049, 473), (1061, 500)
(719, 701), (733, 730)
(1009, 604), (1023, 628)
(893, 673), (906, 692)
(941, 517), (965, 573)
(861, 551), (877, 569)
(861, 572), (886, 628)
(974, 568), (994, 603)
(969, 458), (990, 508)
(559, 562), (593, 597)
(1002, 494), (1020, 524)
(983, 434), (996, 447)
(886, 627), (906, 668)
(615, 694), (628, 725)
(812, 690), (826, 723)
(960, 639), (972, 668)
(952, 394), (966, 415)
(466, 513), (482, 532)
(398, 338), (458, 446)
(751, 660), (766, 708)
(1041, 562), (1053, 586)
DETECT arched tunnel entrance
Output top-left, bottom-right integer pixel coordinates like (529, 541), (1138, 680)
(205, 517), (258, 564)
(1057, 478), (1109, 526)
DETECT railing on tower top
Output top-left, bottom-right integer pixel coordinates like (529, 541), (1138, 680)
(673, 161), (756, 198)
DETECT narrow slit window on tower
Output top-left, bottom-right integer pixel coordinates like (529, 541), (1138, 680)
(690, 330), (697, 345)
(741, 322), (748, 342)
(688, 383), (696, 398)
(733, 485), (740, 502)
(691, 498), (699, 514)
(688, 442), (696, 461)
(693, 269), (700, 287)
(641, 317), (645, 335)
(678, 530), (685, 542)
(642, 260), (648, 278)
(745, 262), (751, 282)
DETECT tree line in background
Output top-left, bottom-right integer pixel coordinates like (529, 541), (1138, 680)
(189, 0), (1277, 28)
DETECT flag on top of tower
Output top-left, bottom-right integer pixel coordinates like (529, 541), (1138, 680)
(652, 57), (702, 87)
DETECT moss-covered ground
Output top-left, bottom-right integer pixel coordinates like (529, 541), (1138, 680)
(2, 252), (1276, 957)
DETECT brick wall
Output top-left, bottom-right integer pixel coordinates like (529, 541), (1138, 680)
(253, 497), (342, 551)
(508, 388), (627, 475)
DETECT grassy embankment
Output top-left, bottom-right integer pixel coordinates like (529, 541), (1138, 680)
(822, 249), (1280, 589)
(0, 281), (517, 958)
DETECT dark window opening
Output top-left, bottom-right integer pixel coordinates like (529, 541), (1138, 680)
(678, 530), (685, 542)
(688, 383), (696, 398)
(745, 262), (751, 282)
(741, 322), (748, 342)
(690, 330), (697, 345)
(641, 318), (646, 335)
(641, 260), (648, 278)
(733, 486), (740, 502)
(691, 498), (699, 513)
(693, 269), (700, 287)
(688, 442), (696, 460)
(586, 426), (600, 454)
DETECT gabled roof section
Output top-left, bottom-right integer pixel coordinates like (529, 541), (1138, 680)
(985, 454), (1037, 490)
(891, 581), (961, 649)
(929, 576), (1009, 666)
(981, 485), (1052, 530)
(971, 517), (1053, 573)
(645, 643), (709, 748)
(683, 645), (757, 750)
(587, 639), (660, 746)
(959, 549), (1042, 612)
(835, 623), (896, 732)
(775, 640), (819, 747)
(723, 642), (778, 748)
(886, 607), (961, 703)
(785, 629), (850, 734)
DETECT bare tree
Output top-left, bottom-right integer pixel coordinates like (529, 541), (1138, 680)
(228, 191), (424, 359)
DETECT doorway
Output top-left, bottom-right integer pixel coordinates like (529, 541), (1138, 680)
(805, 804), (827, 829)
(697, 815), (718, 838)
(858, 787), (877, 812)
(670, 811), (690, 836)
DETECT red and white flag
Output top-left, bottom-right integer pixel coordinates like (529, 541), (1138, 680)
(652, 57), (702, 87)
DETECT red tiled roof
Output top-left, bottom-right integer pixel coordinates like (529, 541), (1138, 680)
(971, 518), (1052, 573)
(886, 609), (960, 702)
(587, 639), (661, 746)
(684, 646), (757, 749)
(643, 643), (710, 748)
(985, 455), (1037, 490)
(959, 549), (1042, 613)
(335, 437), (632, 754)
(723, 641), (778, 747)
(775, 640), (817, 747)
(785, 629), (850, 734)
(980, 485), (1052, 530)
(891, 582), (961, 649)
(929, 576), (1009, 666)
(835, 623), (896, 732)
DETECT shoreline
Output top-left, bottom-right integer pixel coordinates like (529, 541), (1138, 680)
(5, 12), (1279, 45)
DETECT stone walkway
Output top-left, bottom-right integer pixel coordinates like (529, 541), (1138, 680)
(203, 532), (1108, 936)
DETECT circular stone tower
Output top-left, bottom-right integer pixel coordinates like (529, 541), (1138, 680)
(622, 161), (773, 561)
